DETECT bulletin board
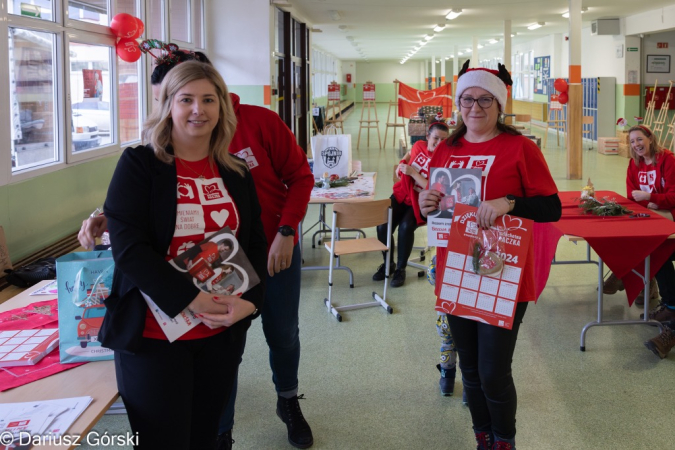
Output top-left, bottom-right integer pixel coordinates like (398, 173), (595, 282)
(533, 56), (550, 95)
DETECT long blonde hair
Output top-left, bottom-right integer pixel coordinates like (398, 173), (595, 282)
(627, 125), (661, 166)
(143, 61), (245, 176)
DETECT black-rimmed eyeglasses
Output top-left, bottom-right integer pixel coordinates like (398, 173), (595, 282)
(459, 96), (495, 109)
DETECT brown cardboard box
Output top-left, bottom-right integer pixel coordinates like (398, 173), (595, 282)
(616, 129), (629, 142)
(618, 143), (631, 158)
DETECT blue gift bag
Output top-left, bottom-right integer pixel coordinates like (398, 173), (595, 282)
(56, 251), (115, 363)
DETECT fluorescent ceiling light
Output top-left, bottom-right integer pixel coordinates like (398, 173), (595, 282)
(527, 22), (544, 30)
(446, 9), (462, 20)
(328, 10), (341, 21)
(488, 39), (498, 44)
(511, 33), (516, 37)
(457, 52), (463, 55)
(338, 25), (348, 31)
(562, 7), (588, 18)
(434, 24), (447, 32)
(420, 40), (428, 46)
(436, 60), (440, 63)
(477, 44), (484, 49)
(445, 56), (450, 60)
(346, 35), (354, 41)
(465, 48), (471, 52)
(424, 34), (434, 41)
(448, 54), (454, 58)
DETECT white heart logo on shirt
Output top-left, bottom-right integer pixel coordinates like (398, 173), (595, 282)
(211, 210), (229, 227)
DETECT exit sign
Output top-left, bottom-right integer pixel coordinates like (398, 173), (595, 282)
(626, 47), (638, 52)
(657, 42), (669, 48)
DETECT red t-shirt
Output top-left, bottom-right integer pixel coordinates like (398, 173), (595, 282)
(430, 133), (558, 302)
(143, 157), (241, 340)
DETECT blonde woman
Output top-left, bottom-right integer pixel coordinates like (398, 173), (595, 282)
(101, 61), (267, 448)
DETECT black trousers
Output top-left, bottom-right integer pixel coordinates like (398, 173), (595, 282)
(376, 194), (419, 270)
(448, 302), (528, 440)
(115, 324), (249, 450)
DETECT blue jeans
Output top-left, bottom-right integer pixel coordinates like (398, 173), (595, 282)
(219, 243), (302, 433)
(448, 302), (528, 441)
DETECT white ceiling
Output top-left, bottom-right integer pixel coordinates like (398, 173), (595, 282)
(289, 0), (675, 62)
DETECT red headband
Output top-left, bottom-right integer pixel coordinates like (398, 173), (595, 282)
(428, 121), (449, 131)
(637, 125), (652, 137)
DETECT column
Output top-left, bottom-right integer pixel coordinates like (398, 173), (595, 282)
(567, 0), (582, 179)
(431, 55), (436, 88)
(472, 37), (479, 68)
(503, 20), (512, 116)
(441, 55), (446, 86)
(453, 46), (459, 114)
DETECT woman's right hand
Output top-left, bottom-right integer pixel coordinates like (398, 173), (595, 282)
(419, 189), (443, 217)
(187, 291), (231, 316)
(78, 215), (109, 249)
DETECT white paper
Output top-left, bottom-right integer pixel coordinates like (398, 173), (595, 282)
(142, 293), (201, 343)
(29, 280), (58, 296)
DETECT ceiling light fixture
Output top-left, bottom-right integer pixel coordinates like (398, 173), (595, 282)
(434, 23), (446, 32)
(346, 35), (354, 41)
(562, 7), (588, 18)
(511, 33), (516, 37)
(420, 40), (428, 46)
(477, 44), (484, 49)
(457, 52), (463, 55)
(488, 39), (498, 44)
(446, 8), (462, 20)
(328, 10), (341, 21)
(448, 54), (454, 58)
(424, 34), (434, 41)
(527, 22), (544, 30)
(445, 56), (450, 60)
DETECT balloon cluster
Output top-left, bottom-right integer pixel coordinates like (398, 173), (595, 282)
(111, 13), (144, 63)
(553, 78), (568, 104)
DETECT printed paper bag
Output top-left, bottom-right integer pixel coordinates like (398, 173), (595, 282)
(56, 251), (114, 363)
(310, 133), (352, 178)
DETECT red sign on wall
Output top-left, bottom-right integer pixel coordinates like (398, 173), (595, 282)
(645, 86), (675, 110)
(657, 42), (669, 49)
(363, 83), (375, 101)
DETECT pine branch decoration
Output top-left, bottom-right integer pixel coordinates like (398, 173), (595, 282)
(578, 196), (633, 216)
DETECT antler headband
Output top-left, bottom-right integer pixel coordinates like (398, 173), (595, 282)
(139, 39), (181, 66)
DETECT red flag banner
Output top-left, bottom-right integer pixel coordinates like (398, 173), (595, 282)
(398, 82), (453, 118)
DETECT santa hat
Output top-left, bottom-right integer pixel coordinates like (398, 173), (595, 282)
(455, 60), (513, 110)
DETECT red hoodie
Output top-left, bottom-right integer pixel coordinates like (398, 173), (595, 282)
(228, 94), (314, 250)
(626, 148), (675, 217)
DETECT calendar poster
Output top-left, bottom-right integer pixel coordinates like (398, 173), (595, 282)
(435, 204), (533, 329)
(363, 83), (375, 101)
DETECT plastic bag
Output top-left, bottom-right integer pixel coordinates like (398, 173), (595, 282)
(469, 227), (504, 276)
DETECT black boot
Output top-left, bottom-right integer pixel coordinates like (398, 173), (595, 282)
(216, 429), (233, 450)
(437, 364), (456, 396)
(276, 395), (314, 449)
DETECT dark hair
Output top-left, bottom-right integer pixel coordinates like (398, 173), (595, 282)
(446, 120), (521, 147)
(150, 50), (212, 85)
(428, 121), (450, 135)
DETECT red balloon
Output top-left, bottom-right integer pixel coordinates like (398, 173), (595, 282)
(133, 17), (145, 39)
(554, 78), (568, 93)
(110, 13), (139, 39)
(116, 38), (141, 63)
(558, 92), (569, 104)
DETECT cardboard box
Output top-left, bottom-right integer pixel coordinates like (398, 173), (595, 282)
(616, 129), (629, 142)
(598, 137), (620, 155)
(618, 143), (631, 158)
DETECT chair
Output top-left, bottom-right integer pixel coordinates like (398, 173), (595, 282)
(582, 116), (595, 149)
(514, 114), (532, 134)
(324, 199), (393, 321)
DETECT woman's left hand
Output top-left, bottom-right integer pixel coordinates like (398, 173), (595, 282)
(476, 198), (511, 229)
(198, 295), (256, 329)
(647, 202), (659, 210)
(632, 190), (651, 202)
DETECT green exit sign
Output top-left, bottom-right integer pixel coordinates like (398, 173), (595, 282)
(627, 47), (638, 52)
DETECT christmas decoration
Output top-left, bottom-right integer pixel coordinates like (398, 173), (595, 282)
(578, 196), (633, 216)
(581, 178), (595, 199)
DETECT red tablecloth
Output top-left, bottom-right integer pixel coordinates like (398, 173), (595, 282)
(550, 191), (675, 304)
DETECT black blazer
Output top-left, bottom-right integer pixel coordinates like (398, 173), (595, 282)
(100, 145), (267, 353)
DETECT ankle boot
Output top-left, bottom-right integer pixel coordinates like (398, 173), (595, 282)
(602, 273), (624, 295)
(276, 395), (314, 449)
(644, 326), (675, 359)
(436, 364), (456, 396)
(474, 431), (493, 450)
(635, 278), (659, 306)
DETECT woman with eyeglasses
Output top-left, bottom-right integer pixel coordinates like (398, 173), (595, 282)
(418, 60), (561, 450)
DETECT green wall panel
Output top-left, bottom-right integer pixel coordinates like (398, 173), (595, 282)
(1, 154), (120, 261)
(227, 85), (265, 107)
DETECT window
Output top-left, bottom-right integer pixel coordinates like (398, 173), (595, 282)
(1, 1), (205, 182)
(311, 48), (338, 100)
(511, 50), (534, 101)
